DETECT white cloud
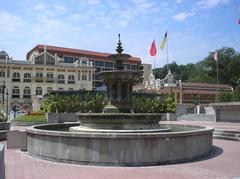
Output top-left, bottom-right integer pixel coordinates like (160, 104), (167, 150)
(197, 0), (230, 9)
(34, 3), (47, 11)
(176, 0), (182, 3)
(54, 5), (67, 12)
(87, 0), (101, 5)
(0, 11), (24, 32)
(172, 12), (195, 21)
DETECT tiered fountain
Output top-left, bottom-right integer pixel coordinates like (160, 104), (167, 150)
(26, 35), (213, 166)
(70, 34), (164, 133)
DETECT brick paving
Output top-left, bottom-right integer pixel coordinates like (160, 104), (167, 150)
(3, 121), (240, 179)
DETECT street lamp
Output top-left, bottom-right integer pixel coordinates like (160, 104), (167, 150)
(6, 89), (8, 120)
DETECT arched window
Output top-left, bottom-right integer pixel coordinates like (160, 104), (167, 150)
(35, 87), (42, 95)
(12, 72), (20, 82)
(68, 75), (75, 84)
(11, 104), (20, 111)
(12, 86), (20, 98)
(0, 70), (5, 77)
(57, 74), (65, 83)
(82, 74), (87, 81)
(23, 73), (31, 82)
(22, 104), (32, 111)
(46, 73), (54, 83)
(58, 88), (64, 91)
(36, 72), (43, 82)
(23, 87), (31, 98)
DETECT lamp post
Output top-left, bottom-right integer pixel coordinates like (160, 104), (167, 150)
(2, 81), (5, 107)
(6, 89), (8, 120)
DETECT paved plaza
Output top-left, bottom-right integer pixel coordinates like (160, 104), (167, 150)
(1, 121), (240, 179)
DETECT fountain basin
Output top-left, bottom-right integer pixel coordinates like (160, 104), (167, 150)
(26, 123), (213, 166)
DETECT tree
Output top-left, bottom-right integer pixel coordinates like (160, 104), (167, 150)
(153, 47), (240, 89)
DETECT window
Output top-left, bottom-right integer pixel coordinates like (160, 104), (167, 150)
(0, 71), (5, 77)
(35, 87), (42, 95)
(125, 64), (131, 70)
(23, 87), (31, 98)
(12, 86), (20, 98)
(23, 73), (31, 82)
(131, 65), (138, 70)
(82, 74), (87, 81)
(47, 87), (53, 93)
(95, 74), (101, 80)
(105, 62), (113, 68)
(46, 55), (55, 65)
(58, 88), (64, 91)
(46, 73), (54, 83)
(57, 74), (65, 83)
(11, 104), (20, 111)
(78, 72), (81, 80)
(64, 57), (74, 63)
(22, 104), (31, 111)
(89, 72), (92, 81)
(36, 72), (43, 82)
(95, 61), (104, 67)
(12, 72), (20, 82)
(35, 55), (44, 64)
(68, 75), (75, 84)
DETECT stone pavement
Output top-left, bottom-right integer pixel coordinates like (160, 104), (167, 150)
(3, 121), (240, 179)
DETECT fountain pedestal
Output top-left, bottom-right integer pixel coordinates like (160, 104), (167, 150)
(100, 70), (142, 113)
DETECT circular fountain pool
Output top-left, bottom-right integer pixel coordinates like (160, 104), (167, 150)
(26, 122), (213, 166)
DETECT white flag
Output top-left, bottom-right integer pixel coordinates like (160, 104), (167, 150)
(213, 51), (218, 61)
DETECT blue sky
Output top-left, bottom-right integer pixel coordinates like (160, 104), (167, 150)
(0, 0), (239, 67)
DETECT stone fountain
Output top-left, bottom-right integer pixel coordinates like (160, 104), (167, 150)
(101, 34), (142, 113)
(26, 35), (214, 166)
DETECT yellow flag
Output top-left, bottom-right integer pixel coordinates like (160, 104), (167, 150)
(160, 32), (168, 50)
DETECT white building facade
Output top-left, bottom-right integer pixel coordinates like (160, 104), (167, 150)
(0, 49), (94, 114)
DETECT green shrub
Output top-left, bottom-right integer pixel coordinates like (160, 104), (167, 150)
(133, 93), (176, 113)
(41, 91), (176, 113)
(41, 92), (105, 113)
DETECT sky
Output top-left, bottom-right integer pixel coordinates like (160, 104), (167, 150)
(0, 0), (239, 68)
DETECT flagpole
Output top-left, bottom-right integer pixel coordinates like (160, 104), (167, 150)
(153, 37), (156, 77)
(214, 48), (219, 102)
(216, 53), (219, 102)
(166, 30), (169, 72)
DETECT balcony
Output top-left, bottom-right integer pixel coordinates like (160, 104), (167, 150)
(57, 80), (65, 84)
(23, 79), (31, 82)
(68, 81), (75, 84)
(12, 78), (20, 82)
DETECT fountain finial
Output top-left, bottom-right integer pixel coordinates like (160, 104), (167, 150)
(116, 33), (124, 54)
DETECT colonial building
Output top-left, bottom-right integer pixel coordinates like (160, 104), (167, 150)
(0, 48), (94, 113)
(27, 44), (141, 90)
(134, 70), (233, 105)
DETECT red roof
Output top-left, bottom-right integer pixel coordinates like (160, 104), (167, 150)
(26, 44), (141, 63)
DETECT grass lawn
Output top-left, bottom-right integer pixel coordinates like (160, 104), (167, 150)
(15, 114), (46, 122)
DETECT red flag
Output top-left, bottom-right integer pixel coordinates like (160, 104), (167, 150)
(238, 18), (240, 24)
(150, 40), (157, 56)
